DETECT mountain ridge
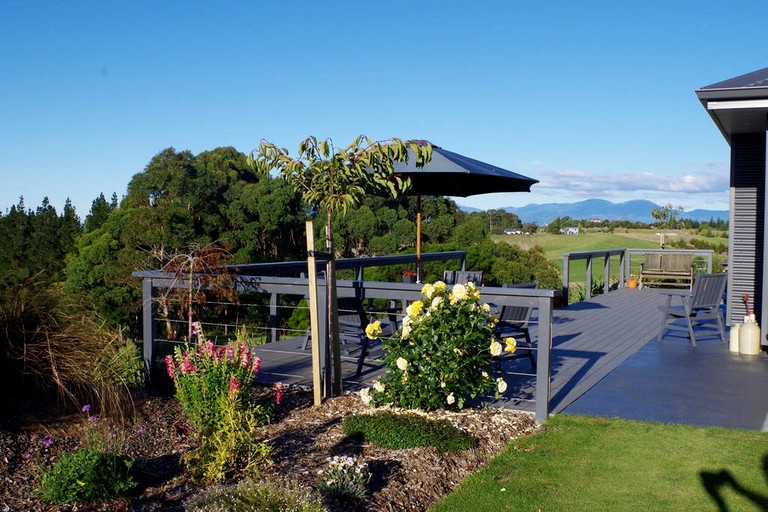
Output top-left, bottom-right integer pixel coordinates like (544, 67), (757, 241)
(457, 199), (728, 225)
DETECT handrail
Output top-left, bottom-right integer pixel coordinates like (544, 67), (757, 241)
(561, 248), (713, 304)
(135, 272), (555, 424)
(227, 251), (468, 280)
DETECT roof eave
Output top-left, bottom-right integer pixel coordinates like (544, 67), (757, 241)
(695, 86), (768, 144)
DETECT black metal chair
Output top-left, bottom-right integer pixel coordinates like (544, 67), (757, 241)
(304, 296), (398, 375)
(656, 272), (728, 347)
(453, 270), (483, 285)
(493, 282), (538, 370)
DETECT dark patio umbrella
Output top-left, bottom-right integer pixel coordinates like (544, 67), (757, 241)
(392, 141), (538, 282)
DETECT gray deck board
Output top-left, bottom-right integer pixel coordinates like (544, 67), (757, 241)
(252, 287), (768, 429)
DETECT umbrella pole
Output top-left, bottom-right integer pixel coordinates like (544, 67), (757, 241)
(416, 195), (422, 283)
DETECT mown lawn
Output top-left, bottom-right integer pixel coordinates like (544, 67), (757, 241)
(493, 229), (723, 285)
(432, 415), (768, 512)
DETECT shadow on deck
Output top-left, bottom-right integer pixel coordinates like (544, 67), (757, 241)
(255, 287), (768, 430)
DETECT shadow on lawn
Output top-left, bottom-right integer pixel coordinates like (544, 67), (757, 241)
(700, 453), (768, 511)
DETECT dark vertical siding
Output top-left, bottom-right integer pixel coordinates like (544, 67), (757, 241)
(729, 133), (765, 327)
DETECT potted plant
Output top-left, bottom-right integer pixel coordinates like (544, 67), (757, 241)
(402, 270), (417, 283)
(627, 274), (639, 289)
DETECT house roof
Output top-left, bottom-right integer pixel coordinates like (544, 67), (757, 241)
(696, 67), (768, 143)
(700, 66), (768, 90)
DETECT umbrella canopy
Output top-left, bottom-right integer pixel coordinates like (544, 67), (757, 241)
(392, 141), (538, 282)
(393, 142), (538, 197)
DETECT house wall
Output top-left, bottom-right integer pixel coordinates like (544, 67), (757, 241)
(728, 132), (766, 339)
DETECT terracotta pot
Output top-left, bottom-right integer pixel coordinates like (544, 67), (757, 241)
(627, 279), (638, 289)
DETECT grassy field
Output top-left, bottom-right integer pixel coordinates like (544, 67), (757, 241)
(432, 415), (768, 512)
(493, 228), (726, 285)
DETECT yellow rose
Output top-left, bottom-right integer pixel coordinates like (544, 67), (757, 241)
(407, 300), (423, 317)
(452, 283), (467, 301)
(482, 303), (491, 313)
(365, 320), (382, 340)
(421, 283), (435, 298)
(504, 337), (517, 354)
(434, 281), (447, 292)
(431, 296), (443, 310)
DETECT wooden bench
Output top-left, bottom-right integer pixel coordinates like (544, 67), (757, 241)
(639, 253), (694, 289)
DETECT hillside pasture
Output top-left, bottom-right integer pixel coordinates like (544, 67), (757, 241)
(493, 229), (725, 286)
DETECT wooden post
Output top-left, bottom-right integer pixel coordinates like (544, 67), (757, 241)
(142, 278), (157, 383)
(306, 221), (323, 406)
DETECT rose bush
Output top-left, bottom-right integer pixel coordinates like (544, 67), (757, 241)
(364, 281), (506, 411)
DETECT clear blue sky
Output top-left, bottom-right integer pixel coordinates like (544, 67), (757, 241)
(2, 1), (765, 218)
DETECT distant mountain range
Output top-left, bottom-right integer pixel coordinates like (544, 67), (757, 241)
(458, 199), (728, 225)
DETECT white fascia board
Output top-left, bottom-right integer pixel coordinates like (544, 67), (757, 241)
(707, 99), (768, 110)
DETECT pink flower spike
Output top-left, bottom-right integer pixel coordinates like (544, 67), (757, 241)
(227, 375), (241, 399)
(273, 382), (284, 406)
(226, 344), (235, 363)
(252, 356), (262, 375)
(165, 355), (175, 379)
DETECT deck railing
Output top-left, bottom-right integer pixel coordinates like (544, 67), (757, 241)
(561, 248), (713, 304)
(134, 252), (556, 423)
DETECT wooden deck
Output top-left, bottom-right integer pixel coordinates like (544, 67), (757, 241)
(254, 287), (674, 415)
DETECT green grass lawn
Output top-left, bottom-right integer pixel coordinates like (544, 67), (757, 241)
(493, 229), (723, 285)
(432, 415), (768, 512)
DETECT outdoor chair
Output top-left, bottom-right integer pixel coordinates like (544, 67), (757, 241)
(453, 270), (483, 285)
(656, 272), (727, 347)
(442, 270), (456, 284)
(493, 282), (538, 370)
(303, 296), (399, 376)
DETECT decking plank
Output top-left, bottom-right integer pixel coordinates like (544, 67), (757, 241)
(255, 287), (671, 417)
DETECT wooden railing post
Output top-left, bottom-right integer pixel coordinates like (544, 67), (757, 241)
(535, 296), (553, 424)
(562, 253), (571, 305)
(142, 278), (157, 383)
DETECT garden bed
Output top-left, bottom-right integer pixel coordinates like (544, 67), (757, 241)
(0, 385), (537, 511)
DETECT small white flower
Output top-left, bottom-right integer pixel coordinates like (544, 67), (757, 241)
(396, 357), (409, 371)
(359, 387), (372, 405)
(497, 378), (508, 393)
(447, 393), (456, 405)
(373, 380), (385, 392)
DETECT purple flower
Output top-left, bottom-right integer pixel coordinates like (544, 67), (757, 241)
(81, 404), (91, 413)
(88, 415), (99, 423)
(136, 427), (146, 435)
(42, 437), (53, 448)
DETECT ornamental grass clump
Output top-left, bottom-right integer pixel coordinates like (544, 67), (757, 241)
(364, 281), (507, 411)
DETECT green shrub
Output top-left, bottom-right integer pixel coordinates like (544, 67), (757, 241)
(342, 412), (476, 451)
(316, 455), (370, 504)
(184, 396), (273, 482)
(185, 478), (326, 512)
(365, 281), (505, 411)
(165, 323), (263, 435)
(37, 448), (136, 504)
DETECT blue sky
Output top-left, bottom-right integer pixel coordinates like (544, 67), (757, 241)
(2, 1), (765, 218)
